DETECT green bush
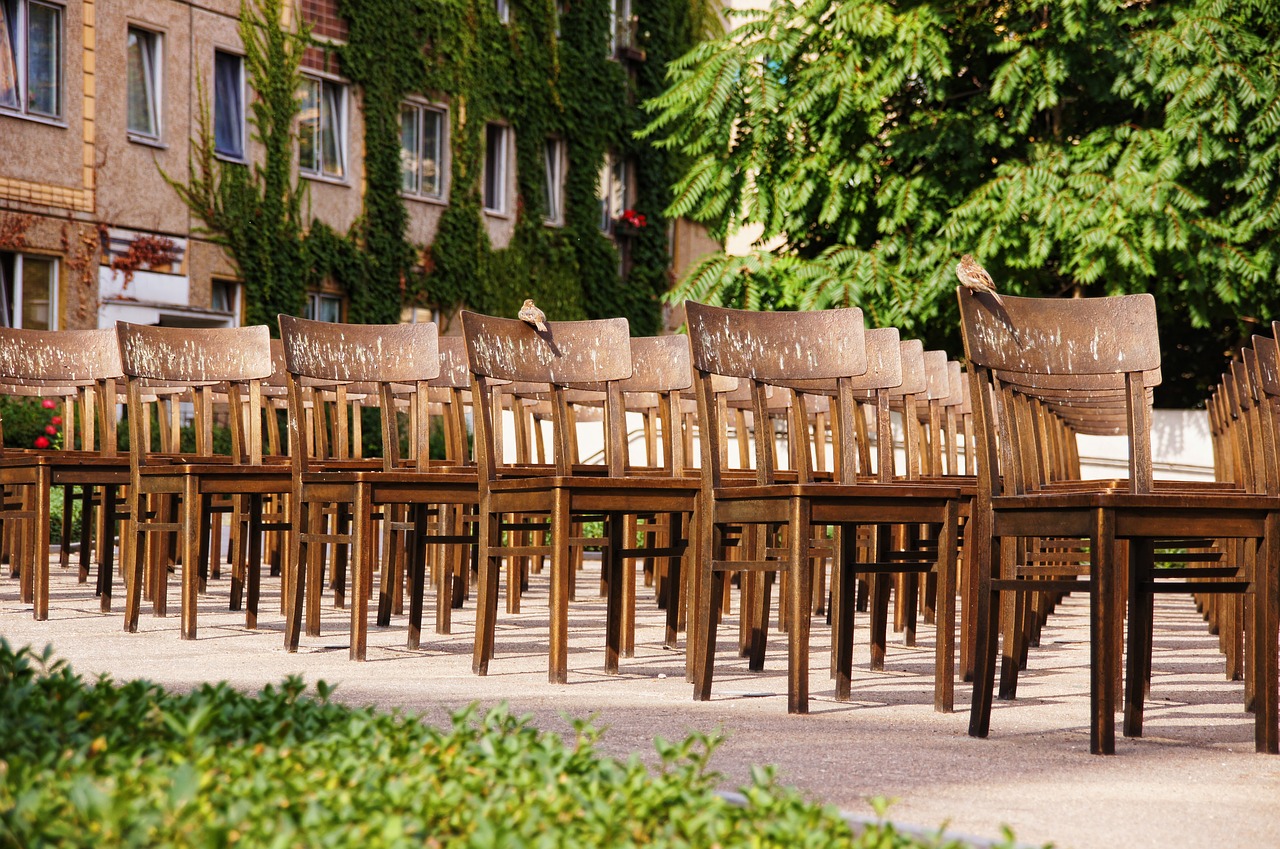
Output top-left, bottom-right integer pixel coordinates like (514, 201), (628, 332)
(0, 396), (67, 451)
(0, 642), (1019, 849)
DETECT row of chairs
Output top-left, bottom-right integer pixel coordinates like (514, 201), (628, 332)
(3, 291), (1270, 755)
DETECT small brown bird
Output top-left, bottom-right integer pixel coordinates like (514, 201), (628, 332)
(518, 298), (548, 332)
(956, 254), (1004, 306)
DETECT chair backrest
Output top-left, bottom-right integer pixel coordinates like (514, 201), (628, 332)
(685, 301), (870, 488)
(957, 289), (1162, 495)
(117, 322), (273, 467)
(0, 327), (124, 456)
(461, 311), (632, 479)
(278, 314), (441, 473)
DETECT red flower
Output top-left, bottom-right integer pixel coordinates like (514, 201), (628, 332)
(41, 399), (56, 409)
(50, 416), (62, 425)
(45, 425), (58, 435)
(33, 436), (50, 449)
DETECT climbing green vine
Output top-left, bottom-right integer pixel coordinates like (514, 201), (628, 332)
(170, 0), (701, 332)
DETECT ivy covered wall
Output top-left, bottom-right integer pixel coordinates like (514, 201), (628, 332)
(313, 0), (699, 334)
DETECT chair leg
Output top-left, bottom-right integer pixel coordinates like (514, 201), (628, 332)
(786, 495), (812, 715)
(967, 507), (998, 738)
(1123, 538), (1154, 738)
(548, 489), (571, 683)
(284, 495), (307, 652)
(32, 466), (51, 621)
(605, 512), (625, 675)
(933, 500), (959, 713)
(246, 493), (264, 630)
(834, 524), (857, 701)
(1254, 517), (1279, 753)
(407, 504), (430, 651)
(180, 481), (202, 640)
(97, 485), (118, 613)
(663, 511), (685, 650)
(1090, 507), (1118, 755)
(472, 508), (502, 675)
(349, 483), (372, 661)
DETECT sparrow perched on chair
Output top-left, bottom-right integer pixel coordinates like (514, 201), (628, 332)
(956, 254), (1005, 306)
(518, 298), (548, 332)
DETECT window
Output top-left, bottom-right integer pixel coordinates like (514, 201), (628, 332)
(0, 0), (62, 118)
(305, 291), (342, 323)
(598, 152), (628, 232)
(299, 76), (346, 179)
(213, 50), (244, 159)
(400, 103), (445, 199)
(126, 26), (161, 139)
(495, 0), (509, 24)
(554, 0), (564, 38)
(543, 137), (565, 225)
(210, 278), (240, 316)
(483, 123), (508, 214)
(0, 252), (56, 329)
(609, 0), (632, 56)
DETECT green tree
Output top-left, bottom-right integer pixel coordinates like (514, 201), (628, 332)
(644, 0), (1280, 404)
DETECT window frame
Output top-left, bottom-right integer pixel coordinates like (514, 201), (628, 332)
(212, 48), (246, 162)
(126, 24), (163, 143)
(209, 278), (241, 319)
(597, 151), (631, 233)
(0, 0), (64, 121)
(482, 122), (510, 216)
(542, 136), (566, 227)
(399, 100), (448, 203)
(495, 0), (510, 25)
(298, 73), (349, 183)
(304, 290), (343, 324)
(0, 251), (58, 330)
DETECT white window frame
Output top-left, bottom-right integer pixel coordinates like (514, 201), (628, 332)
(399, 101), (448, 202)
(495, 0), (510, 24)
(0, 0), (63, 120)
(305, 291), (343, 323)
(126, 25), (163, 142)
(213, 49), (246, 161)
(483, 122), (510, 216)
(0, 252), (58, 330)
(299, 74), (348, 182)
(543, 137), (566, 226)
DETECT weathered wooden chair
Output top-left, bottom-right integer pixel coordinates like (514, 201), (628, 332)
(959, 288), (1279, 754)
(462, 311), (699, 682)
(278, 315), (477, 660)
(0, 328), (131, 619)
(118, 323), (292, 639)
(684, 301), (965, 714)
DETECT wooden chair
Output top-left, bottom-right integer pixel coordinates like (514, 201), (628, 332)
(462, 311), (699, 682)
(279, 315), (477, 660)
(684, 301), (965, 714)
(118, 323), (292, 639)
(0, 328), (130, 619)
(958, 288), (1279, 754)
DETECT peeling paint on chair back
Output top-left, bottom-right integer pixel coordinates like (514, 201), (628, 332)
(684, 301), (867, 381)
(460, 311), (632, 385)
(278, 315), (439, 384)
(0, 327), (122, 383)
(117, 323), (273, 383)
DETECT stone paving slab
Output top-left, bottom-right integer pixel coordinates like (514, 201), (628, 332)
(2, 560), (1278, 848)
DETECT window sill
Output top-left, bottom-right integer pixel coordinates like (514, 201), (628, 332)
(128, 134), (167, 150)
(402, 192), (449, 208)
(0, 110), (68, 129)
(483, 207), (512, 221)
(215, 152), (248, 165)
(543, 217), (564, 228)
(301, 172), (351, 187)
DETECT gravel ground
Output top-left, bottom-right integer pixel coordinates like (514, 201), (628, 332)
(3, 557), (1278, 849)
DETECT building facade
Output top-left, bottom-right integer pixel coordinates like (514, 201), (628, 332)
(0, 0), (717, 333)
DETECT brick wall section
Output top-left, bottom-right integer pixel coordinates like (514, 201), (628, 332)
(301, 0), (347, 40)
(302, 45), (342, 76)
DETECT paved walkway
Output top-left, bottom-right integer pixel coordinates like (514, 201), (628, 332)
(2, 560), (1278, 848)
